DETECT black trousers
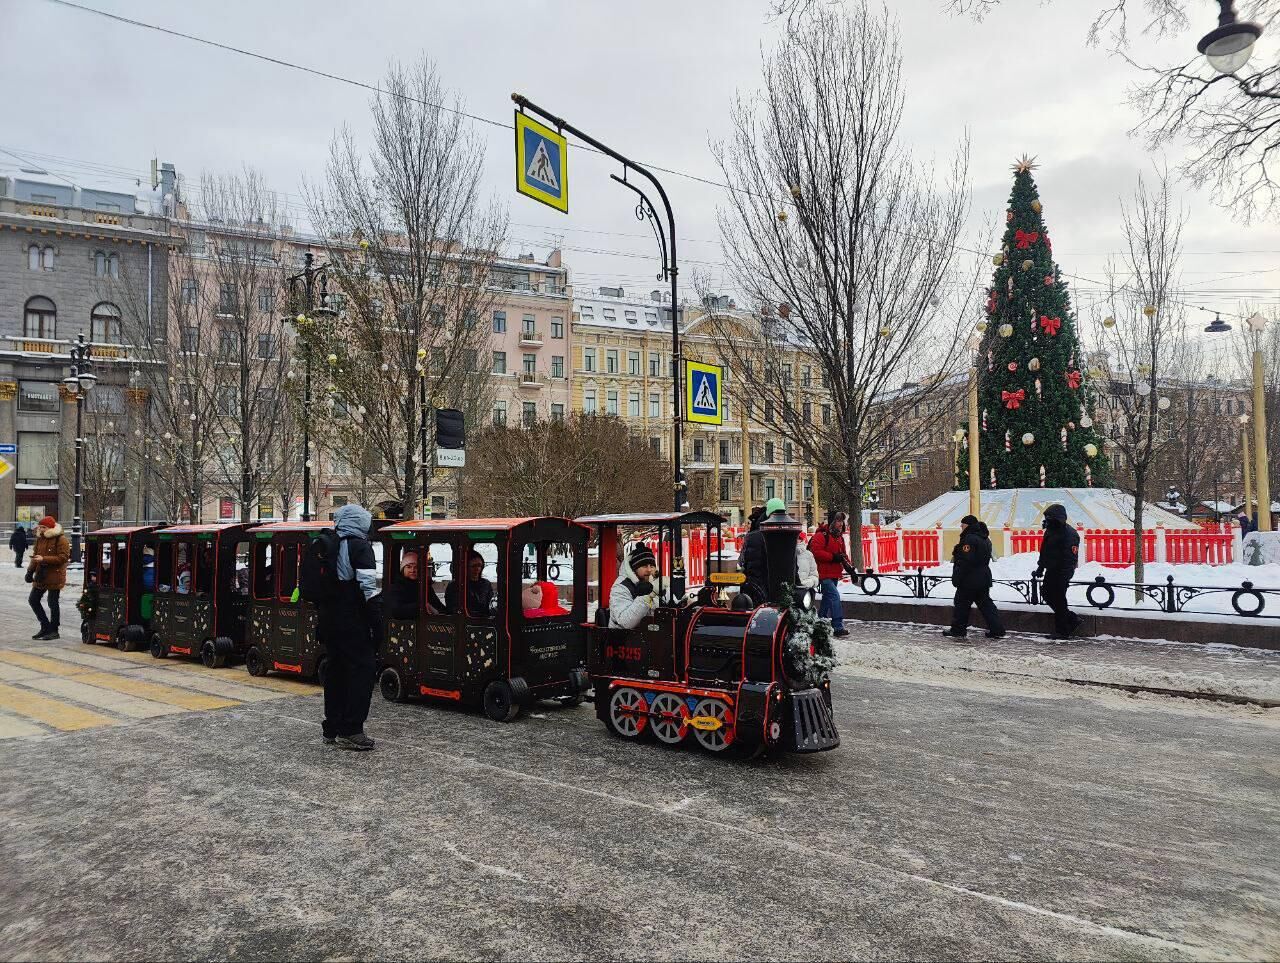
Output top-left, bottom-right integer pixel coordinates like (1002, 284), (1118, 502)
(29, 586), (60, 631)
(320, 593), (377, 739)
(1041, 571), (1076, 634)
(13, 548), (25, 568)
(950, 583), (1004, 635)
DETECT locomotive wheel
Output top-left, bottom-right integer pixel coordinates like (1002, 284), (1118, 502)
(648, 692), (690, 745)
(606, 687), (648, 739)
(80, 621), (92, 645)
(150, 636), (168, 659)
(245, 647), (268, 677)
(200, 639), (227, 669)
(379, 667), (407, 703)
(691, 698), (735, 753)
(482, 680), (521, 723)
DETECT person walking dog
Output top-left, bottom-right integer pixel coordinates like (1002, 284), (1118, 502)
(1035, 503), (1082, 639)
(27, 516), (69, 640)
(942, 514), (1004, 639)
(10, 524), (30, 568)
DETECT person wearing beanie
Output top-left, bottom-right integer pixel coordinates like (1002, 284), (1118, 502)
(943, 514), (1004, 640)
(808, 510), (850, 637)
(1035, 503), (1082, 638)
(608, 542), (659, 630)
(738, 498), (787, 603)
(27, 515), (70, 640)
(9, 523), (29, 568)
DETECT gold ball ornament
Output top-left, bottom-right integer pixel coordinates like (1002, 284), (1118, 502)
(416, 347), (427, 359)
(326, 353), (338, 365)
(1028, 357), (1040, 372)
(992, 252), (1005, 266)
(1021, 259), (1033, 271)
(1022, 432), (1035, 446)
(999, 323), (1013, 338)
(1084, 443), (1098, 458)
(296, 314), (308, 325)
(878, 326), (892, 338)
(1137, 362), (1151, 376)
(953, 428), (966, 443)
(1157, 396), (1171, 411)
(1142, 304), (1157, 317)
(1088, 366), (1103, 379)
(976, 321), (988, 333)
(1102, 316), (1116, 328)
(1030, 199), (1042, 213)
(777, 210), (788, 223)
(359, 239), (370, 250)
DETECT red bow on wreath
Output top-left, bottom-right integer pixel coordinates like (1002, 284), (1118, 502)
(1014, 229), (1040, 249)
(1065, 370), (1082, 389)
(1002, 389), (1026, 410)
(1040, 315), (1062, 336)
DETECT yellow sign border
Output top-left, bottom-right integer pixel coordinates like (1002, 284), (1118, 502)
(685, 361), (724, 425)
(514, 111), (568, 214)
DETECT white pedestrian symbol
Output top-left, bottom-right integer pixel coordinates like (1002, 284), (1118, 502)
(693, 373), (717, 411)
(527, 140), (558, 191)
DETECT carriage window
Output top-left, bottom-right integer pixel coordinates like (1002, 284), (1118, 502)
(157, 541), (174, 592)
(520, 540), (576, 618)
(195, 541), (215, 596)
(387, 540), (453, 620)
(174, 543), (193, 594)
(87, 542), (104, 586)
(232, 541), (251, 596)
(253, 541), (275, 600)
(278, 543), (301, 602)
(141, 545), (157, 592)
(448, 542), (498, 619)
(111, 540), (128, 591)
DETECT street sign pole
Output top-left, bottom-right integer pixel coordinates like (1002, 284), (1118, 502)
(512, 93), (688, 592)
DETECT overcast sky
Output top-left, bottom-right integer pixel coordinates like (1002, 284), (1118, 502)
(7, 0), (1278, 373)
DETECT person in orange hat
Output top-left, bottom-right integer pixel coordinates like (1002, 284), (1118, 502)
(27, 515), (70, 640)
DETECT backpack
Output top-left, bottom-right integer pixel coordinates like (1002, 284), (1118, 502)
(298, 530), (350, 604)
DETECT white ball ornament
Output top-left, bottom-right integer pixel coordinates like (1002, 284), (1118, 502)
(1084, 443), (1098, 458)
(953, 428), (966, 443)
(1135, 380), (1152, 397)
(999, 323), (1014, 338)
(1157, 396), (1171, 411)
(1028, 357), (1040, 372)
(1079, 415), (1093, 428)
(1022, 432), (1035, 446)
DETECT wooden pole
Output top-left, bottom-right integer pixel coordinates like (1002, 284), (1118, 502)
(1253, 348), (1272, 531)
(740, 391), (751, 524)
(1242, 424), (1253, 520)
(967, 365), (980, 519)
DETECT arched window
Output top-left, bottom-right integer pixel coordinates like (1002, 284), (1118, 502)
(42, 246), (55, 270)
(27, 245), (40, 271)
(91, 302), (122, 344)
(23, 296), (56, 338)
(94, 251), (107, 277)
(108, 253), (119, 279)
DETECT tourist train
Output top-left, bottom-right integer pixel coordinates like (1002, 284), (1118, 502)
(79, 509), (840, 757)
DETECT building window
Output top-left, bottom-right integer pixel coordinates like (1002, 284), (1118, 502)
(29, 245), (56, 271)
(804, 479), (813, 501)
(606, 390), (619, 415)
(219, 283), (235, 314)
(523, 353), (536, 377)
(628, 392), (640, 418)
(822, 404), (831, 426)
(624, 310), (638, 324)
(493, 401), (507, 426)
(764, 478), (776, 500)
(602, 308), (616, 322)
(584, 390), (597, 414)
(27, 245), (41, 271)
(693, 439), (705, 461)
(719, 476), (731, 502)
(257, 287), (274, 313)
(782, 363), (792, 385)
(551, 355), (564, 379)
(551, 403), (565, 422)
(17, 381), (58, 414)
(493, 311), (507, 333)
(551, 317), (564, 339)
(802, 366), (812, 387)
(579, 305), (594, 319)
(803, 401), (812, 424)
(522, 314), (536, 335)
(628, 351), (640, 376)
(649, 353), (660, 377)
(764, 441), (775, 463)
(181, 326), (198, 353)
(464, 310), (478, 330)
(22, 296), (56, 339)
(218, 327), (241, 360)
(492, 351), (506, 375)
(522, 402), (537, 427)
(784, 441), (793, 464)
(94, 251), (106, 277)
(90, 302), (122, 343)
(17, 431), (59, 485)
(606, 349), (619, 374)
(650, 437), (662, 456)
(583, 348), (596, 373)
(181, 279), (197, 305)
(649, 394), (660, 419)
(257, 333), (274, 359)
(218, 386), (239, 417)
(764, 400), (775, 422)
(785, 478), (795, 502)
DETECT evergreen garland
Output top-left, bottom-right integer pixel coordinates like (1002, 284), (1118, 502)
(777, 583), (838, 686)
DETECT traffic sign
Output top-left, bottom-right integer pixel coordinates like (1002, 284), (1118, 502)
(436, 449), (466, 468)
(685, 361), (723, 425)
(0, 457), (12, 480)
(515, 111), (568, 214)
(0, 444), (14, 454)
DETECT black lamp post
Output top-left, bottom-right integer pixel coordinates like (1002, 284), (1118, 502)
(1197, 1), (1262, 74)
(63, 333), (96, 563)
(286, 252), (336, 522)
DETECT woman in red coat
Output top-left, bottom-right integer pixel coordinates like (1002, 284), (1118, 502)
(807, 512), (850, 638)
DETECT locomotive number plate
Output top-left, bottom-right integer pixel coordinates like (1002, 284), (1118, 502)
(709, 572), (746, 585)
(604, 645), (642, 662)
(687, 715), (724, 732)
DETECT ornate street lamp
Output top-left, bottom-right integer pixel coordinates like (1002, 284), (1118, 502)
(285, 252), (336, 522)
(1197, 1), (1263, 74)
(62, 333), (96, 563)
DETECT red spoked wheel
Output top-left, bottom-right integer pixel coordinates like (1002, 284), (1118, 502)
(648, 692), (690, 745)
(606, 687), (649, 739)
(691, 697), (735, 753)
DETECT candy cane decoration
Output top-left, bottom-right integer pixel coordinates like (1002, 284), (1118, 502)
(990, 467), (997, 488)
(1060, 427), (1068, 449)
(1084, 464), (1093, 487)
(1039, 465), (1046, 487)
(982, 408), (988, 432)
(1035, 377), (1042, 399)
(1004, 429), (1011, 452)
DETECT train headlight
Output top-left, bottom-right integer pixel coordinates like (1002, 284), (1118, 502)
(802, 588), (815, 611)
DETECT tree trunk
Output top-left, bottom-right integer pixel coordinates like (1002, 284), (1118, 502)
(1133, 467), (1146, 603)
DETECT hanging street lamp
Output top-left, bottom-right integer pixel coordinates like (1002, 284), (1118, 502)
(1197, 0), (1263, 74)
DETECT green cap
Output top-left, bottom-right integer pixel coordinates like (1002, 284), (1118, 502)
(765, 497), (787, 516)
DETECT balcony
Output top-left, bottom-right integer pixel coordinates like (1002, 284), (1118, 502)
(518, 372), (547, 389)
(3, 337), (134, 361)
(518, 328), (544, 347)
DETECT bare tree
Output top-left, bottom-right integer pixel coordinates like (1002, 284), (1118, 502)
(709, 2), (974, 566)
(1152, 369), (1241, 520)
(1093, 168), (1188, 589)
(460, 415), (671, 518)
(305, 57), (506, 518)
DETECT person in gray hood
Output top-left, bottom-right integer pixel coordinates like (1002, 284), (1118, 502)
(322, 504), (381, 750)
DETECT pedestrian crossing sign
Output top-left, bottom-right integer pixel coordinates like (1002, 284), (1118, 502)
(685, 361), (723, 425)
(515, 111), (568, 214)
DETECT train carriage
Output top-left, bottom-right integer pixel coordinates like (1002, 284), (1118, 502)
(376, 517), (591, 721)
(242, 521), (327, 682)
(149, 523), (257, 666)
(79, 525), (163, 650)
(580, 510), (840, 757)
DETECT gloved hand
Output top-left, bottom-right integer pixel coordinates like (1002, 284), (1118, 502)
(634, 579), (654, 597)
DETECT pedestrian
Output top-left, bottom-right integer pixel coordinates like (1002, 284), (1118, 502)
(1034, 503), (1082, 639)
(738, 497), (788, 605)
(942, 515), (1004, 639)
(10, 524), (30, 568)
(27, 515), (69, 640)
(1237, 512), (1254, 536)
(808, 510), (851, 638)
(319, 504), (381, 751)
(795, 536), (819, 590)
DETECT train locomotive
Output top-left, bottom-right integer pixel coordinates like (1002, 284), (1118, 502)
(581, 510), (840, 756)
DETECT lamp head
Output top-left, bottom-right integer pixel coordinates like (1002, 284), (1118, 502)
(1198, 13), (1262, 74)
(1204, 312), (1233, 334)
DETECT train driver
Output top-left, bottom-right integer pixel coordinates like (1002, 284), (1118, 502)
(608, 542), (658, 630)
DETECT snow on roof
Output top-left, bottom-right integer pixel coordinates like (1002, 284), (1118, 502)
(896, 488), (1200, 530)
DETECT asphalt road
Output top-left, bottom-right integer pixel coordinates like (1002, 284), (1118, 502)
(0, 568), (1277, 961)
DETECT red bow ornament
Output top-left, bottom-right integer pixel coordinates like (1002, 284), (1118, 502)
(1002, 389), (1026, 410)
(1014, 229), (1040, 249)
(1040, 315), (1062, 336)
(1065, 370), (1082, 389)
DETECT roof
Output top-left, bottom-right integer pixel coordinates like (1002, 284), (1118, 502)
(89, 525), (157, 536)
(382, 517), (577, 534)
(159, 523), (255, 535)
(577, 511), (726, 526)
(253, 521), (333, 532)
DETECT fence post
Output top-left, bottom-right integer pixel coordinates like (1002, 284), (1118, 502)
(865, 526), (878, 572)
(1164, 574), (1176, 613)
(1155, 523), (1167, 564)
(1003, 524), (1012, 559)
(936, 523), (945, 567)
(896, 524), (905, 568)
(1078, 524), (1088, 564)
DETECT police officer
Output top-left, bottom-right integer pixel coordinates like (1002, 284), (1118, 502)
(1035, 503), (1082, 638)
(942, 514), (1004, 639)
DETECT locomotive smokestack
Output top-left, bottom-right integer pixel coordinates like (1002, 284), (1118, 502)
(759, 511), (802, 604)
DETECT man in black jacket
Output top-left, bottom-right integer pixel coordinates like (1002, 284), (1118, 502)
(738, 498), (785, 605)
(9, 525), (29, 568)
(1035, 503), (1082, 638)
(942, 515), (1004, 639)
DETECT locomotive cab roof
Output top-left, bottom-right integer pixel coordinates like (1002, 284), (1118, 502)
(576, 511), (725, 527)
(89, 524), (162, 538)
(381, 516), (590, 539)
(157, 522), (257, 536)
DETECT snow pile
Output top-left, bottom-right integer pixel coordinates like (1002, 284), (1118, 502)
(1242, 532), (1280, 566)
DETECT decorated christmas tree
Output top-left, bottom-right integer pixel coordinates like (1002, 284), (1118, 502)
(957, 157), (1112, 490)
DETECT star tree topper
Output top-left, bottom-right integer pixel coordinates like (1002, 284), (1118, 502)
(1011, 154), (1039, 174)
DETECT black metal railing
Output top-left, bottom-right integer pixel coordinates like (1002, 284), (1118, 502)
(850, 567), (1280, 619)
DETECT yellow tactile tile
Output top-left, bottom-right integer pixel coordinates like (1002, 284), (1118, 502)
(0, 651), (94, 677)
(71, 672), (240, 711)
(0, 682), (116, 732)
